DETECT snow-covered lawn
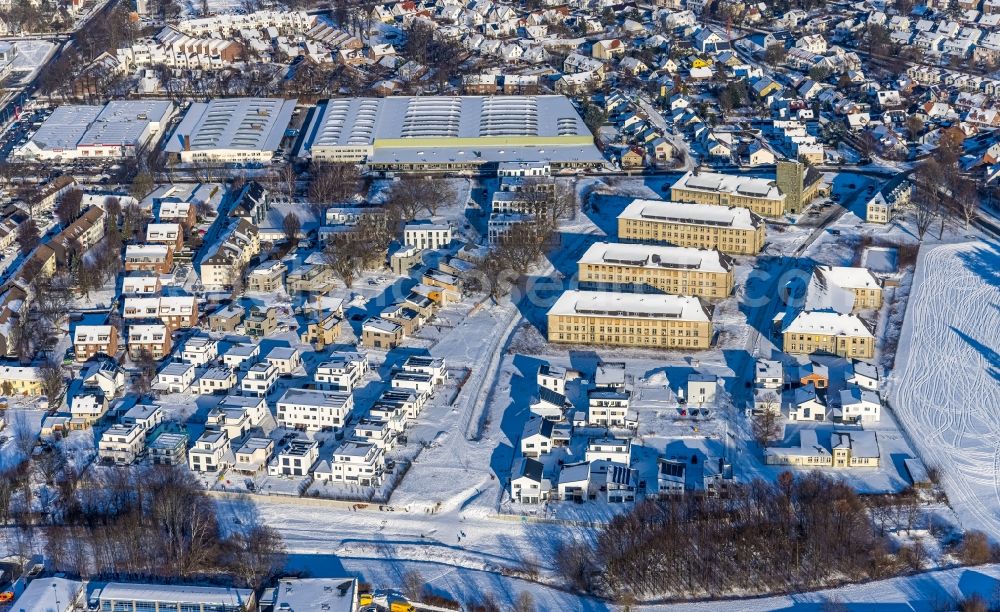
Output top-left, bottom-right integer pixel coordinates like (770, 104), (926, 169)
(888, 240), (1000, 538)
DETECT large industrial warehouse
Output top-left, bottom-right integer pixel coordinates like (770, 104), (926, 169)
(14, 100), (175, 162)
(164, 97), (298, 164)
(298, 95), (604, 173)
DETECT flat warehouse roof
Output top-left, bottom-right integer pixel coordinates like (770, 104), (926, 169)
(97, 583), (253, 607)
(301, 95), (603, 164)
(29, 105), (103, 151)
(166, 97), (297, 154)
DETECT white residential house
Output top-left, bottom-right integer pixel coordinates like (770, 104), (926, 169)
(847, 360), (880, 391)
(121, 403), (165, 433)
(789, 384), (826, 421)
(755, 359), (784, 389)
(839, 387), (882, 423)
(315, 352), (369, 391)
(587, 389), (632, 428)
(537, 363), (568, 395)
(557, 462), (592, 501)
(353, 418), (398, 450)
(188, 430), (233, 473)
(266, 347), (302, 376)
(585, 437), (631, 464)
(182, 337), (219, 366)
(314, 441), (385, 486)
(157, 362), (195, 393)
(401, 355), (447, 384)
(240, 362), (279, 397)
(99, 424), (146, 465)
(520, 416), (553, 458)
(390, 370), (435, 394)
(198, 366), (237, 395)
(267, 439), (319, 477)
(206, 395), (268, 440)
(82, 360), (127, 398)
(687, 374), (718, 405)
(224, 344), (260, 370)
(531, 387), (570, 421)
(275, 388), (354, 431)
(404, 223), (453, 250)
(510, 457), (551, 504)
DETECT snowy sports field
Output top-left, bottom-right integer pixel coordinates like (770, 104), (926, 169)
(887, 240), (1000, 538)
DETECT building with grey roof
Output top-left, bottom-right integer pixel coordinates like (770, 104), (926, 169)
(15, 100), (175, 162)
(299, 95), (604, 173)
(165, 97), (297, 163)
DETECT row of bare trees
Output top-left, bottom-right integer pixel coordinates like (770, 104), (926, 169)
(912, 144), (981, 239)
(556, 472), (918, 602)
(36, 464), (286, 587)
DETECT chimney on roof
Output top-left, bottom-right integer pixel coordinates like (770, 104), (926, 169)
(183, 134), (191, 151)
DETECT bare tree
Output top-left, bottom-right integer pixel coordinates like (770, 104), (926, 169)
(40, 360), (66, 408)
(751, 407), (782, 447)
(17, 219), (40, 256)
(282, 212), (301, 244)
(55, 189), (84, 228)
(401, 569), (425, 600)
(224, 521), (287, 589)
(513, 592), (536, 612)
(952, 177), (980, 228)
(280, 164), (298, 200)
(322, 236), (363, 288)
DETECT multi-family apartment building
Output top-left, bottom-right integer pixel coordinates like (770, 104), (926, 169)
(148, 431), (189, 466)
(73, 325), (119, 362)
(617, 199), (766, 255)
(764, 429), (880, 468)
(403, 222), (453, 250)
(199, 219), (260, 290)
(267, 439), (319, 477)
(127, 324), (172, 360)
(98, 424), (146, 465)
(247, 260), (287, 293)
(275, 388), (354, 431)
(124, 244), (173, 274)
(207, 395), (268, 440)
(198, 366), (237, 395)
(577, 242), (734, 298)
(782, 311), (875, 359)
(315, 352), (369, 391)
(122, 295), (198, 331)
(188, 430), (233, 473)
(547, 290), (713, 349)
(315, 441), (385, 487)
(241, 362), (279, 397)
(145, 222), (184, 251)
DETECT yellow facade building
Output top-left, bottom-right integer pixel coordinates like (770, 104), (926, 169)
(781, 311), (875, 359)
(547, 290), (712, 349)
(577, 242), (734, 298)
(764, 429), (880, 468)
(617, 199), (765, 255)
(670, 170), (787, 217)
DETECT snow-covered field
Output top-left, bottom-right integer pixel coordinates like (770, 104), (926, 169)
(887, 240), (1000, 539)
(652, 564), (1000, 611)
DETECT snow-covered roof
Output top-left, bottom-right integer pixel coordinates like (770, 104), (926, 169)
(672, 170), (785, 203)
(548, 290), (710, 322)
(618, 198), (762, 230)
(783, 311), (874, 337)
(578, 242), (732, 273)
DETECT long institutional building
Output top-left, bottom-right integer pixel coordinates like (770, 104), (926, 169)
(670, 162), (825, 217)
(14, 100), (175, 161)
(577, 242), (734, 299)
(547, 291), (712, 349)
(298, 95), (604, 173)
(617, 198), (765, 255)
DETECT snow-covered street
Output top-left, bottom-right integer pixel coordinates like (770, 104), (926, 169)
(888, 240), (1000, 537)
